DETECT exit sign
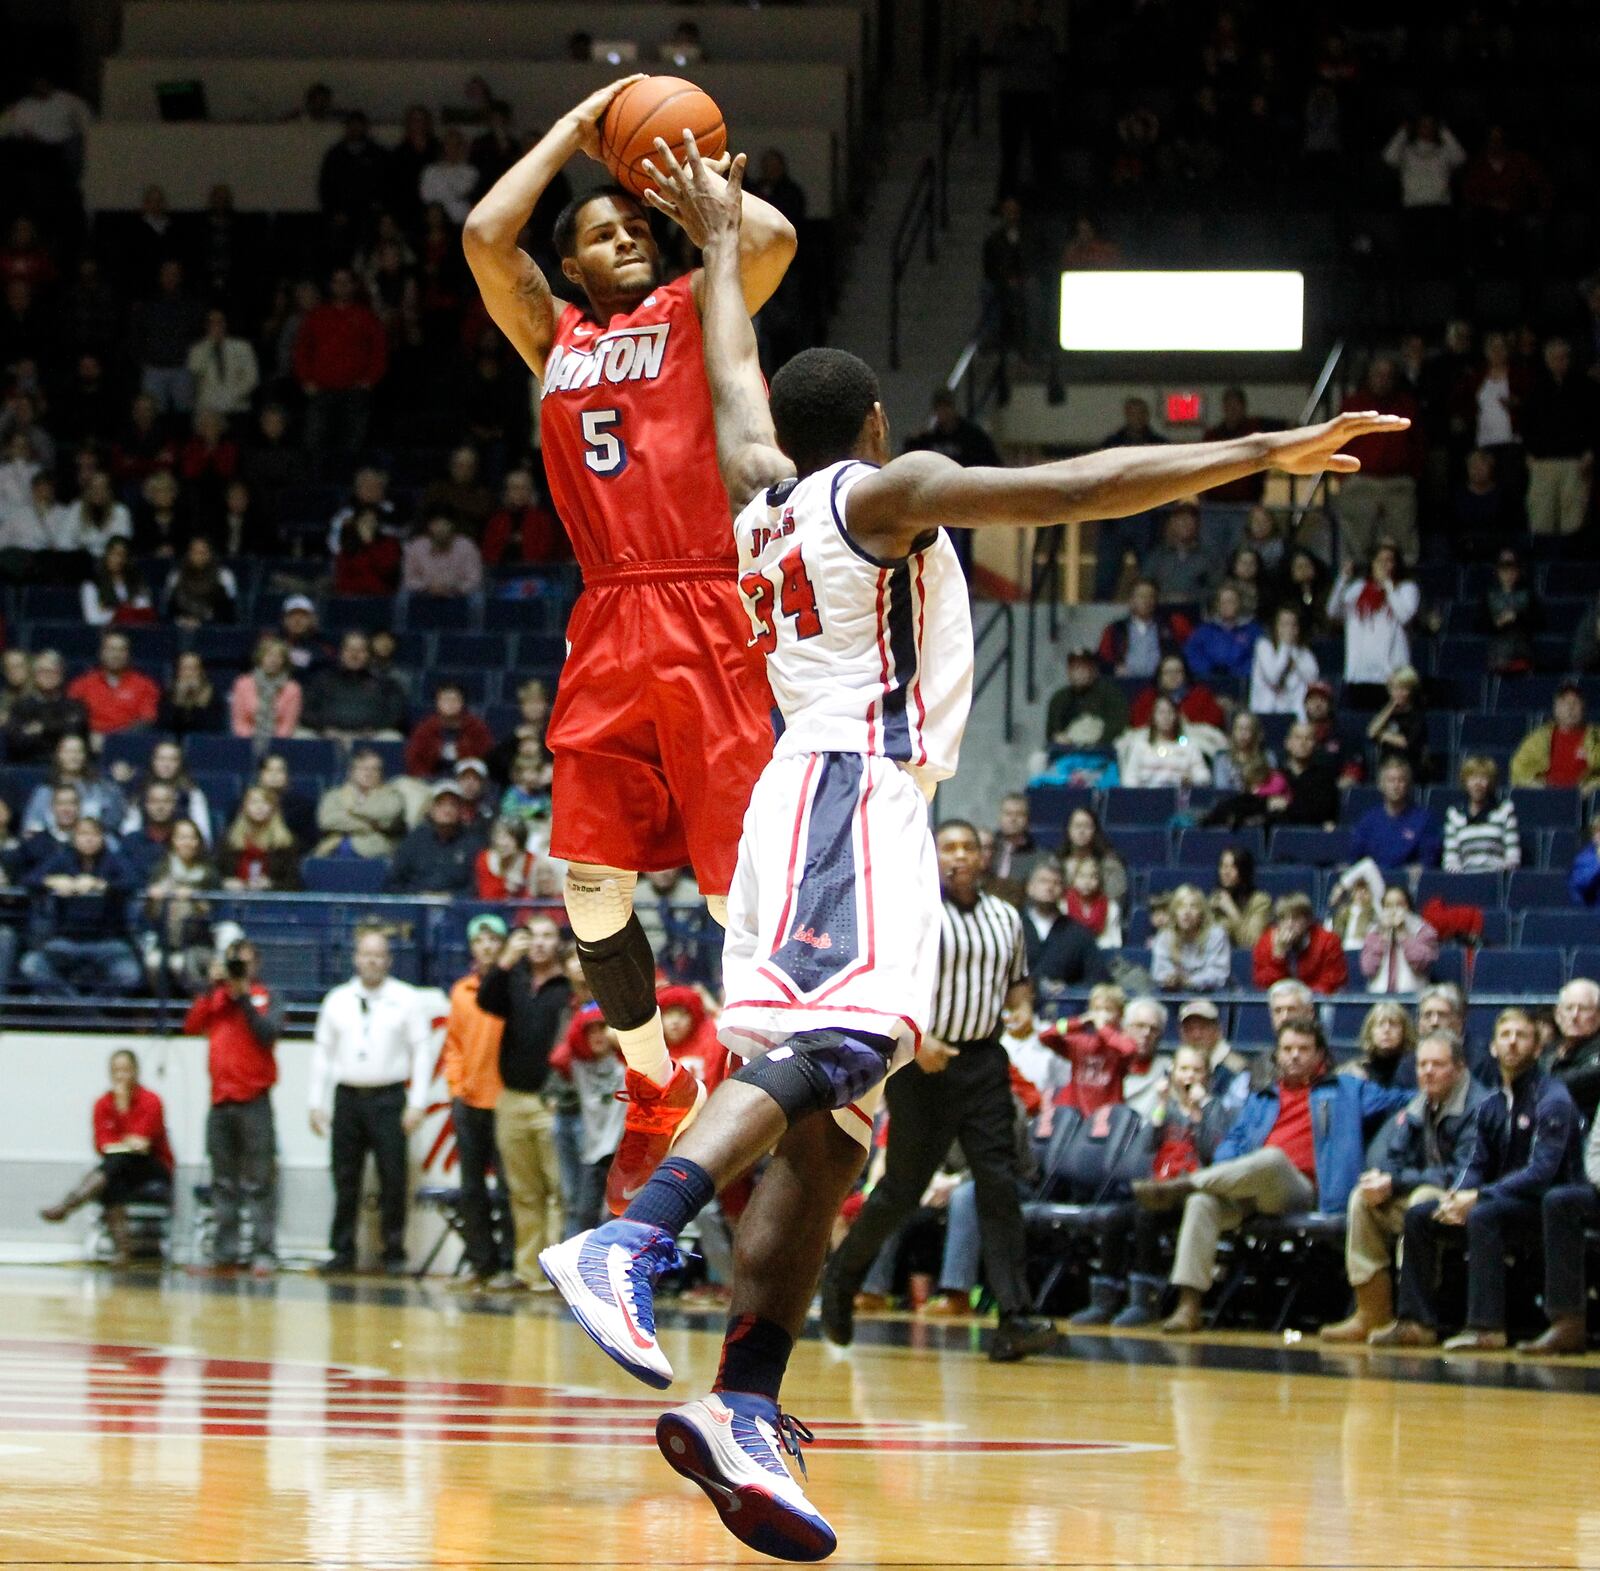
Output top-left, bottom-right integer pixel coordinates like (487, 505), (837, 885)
(1166, 392), (1203, 423)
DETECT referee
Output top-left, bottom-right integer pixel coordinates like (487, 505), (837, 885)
(820, 819), (1058, 1362)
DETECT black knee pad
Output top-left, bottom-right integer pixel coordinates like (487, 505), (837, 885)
(573, 914), (658, 1032)
(732, 1029), (896, 1123)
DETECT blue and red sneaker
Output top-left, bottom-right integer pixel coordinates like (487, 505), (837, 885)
(538, 1220), (683, 1389)
(656, 1392), (837, 1562)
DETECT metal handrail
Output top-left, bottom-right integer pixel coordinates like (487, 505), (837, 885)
(888, 155), (938, 370)
(1287, 337), (1348, 543)
(971, 600), (1015, 744)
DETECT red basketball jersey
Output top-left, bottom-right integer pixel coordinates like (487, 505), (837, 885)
(540, 273), (734, 571)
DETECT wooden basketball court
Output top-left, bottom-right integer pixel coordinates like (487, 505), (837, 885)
(0, 1264), (1593, 1570)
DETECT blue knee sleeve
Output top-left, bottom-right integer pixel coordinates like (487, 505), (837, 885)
(732, 1029), (896, 1122)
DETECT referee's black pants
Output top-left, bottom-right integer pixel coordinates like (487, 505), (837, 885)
(330, 1082), (409, 1266)
(827, 1036), (1031, 1316)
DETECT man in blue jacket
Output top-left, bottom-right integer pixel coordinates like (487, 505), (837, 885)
(1373, 1006), (1583, 1352)
(1321, 1031), (1487, 1343)
(18, 815), (141, 997)
(1133, 1018), (1409, 1334)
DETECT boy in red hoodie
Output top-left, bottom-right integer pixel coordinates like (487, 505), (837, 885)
(1040, 983), (1152, 1118)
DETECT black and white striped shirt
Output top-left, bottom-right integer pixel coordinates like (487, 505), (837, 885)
(930, 890), (1029, 1042)
(1442, 799), (1521, 873)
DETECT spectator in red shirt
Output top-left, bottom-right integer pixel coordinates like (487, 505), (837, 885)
(1039, 983), (1152, 1119)
(293, 265), (388, 456)
(39, 1048), (173, 1262)
(66, 630), (160, 736)
(658, 983), (726, 1085)
(404, 680), (493, 778)
(1461, 124), (1550, 267)
(185, 938), (281, 1273)
(1202, 387), (1267, 504)
(482, 467), (571, 567)
(1336, 357), (1425, 565)
(1252, 892), (1349, 993)
(475, 815), (540, 899)
(332, 506), (402, 595)
(1128, 653), (1227, 732)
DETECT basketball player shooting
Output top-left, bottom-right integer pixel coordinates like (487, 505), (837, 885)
(462, 79), (798, 1215)
(536, 132), (1412, 1563)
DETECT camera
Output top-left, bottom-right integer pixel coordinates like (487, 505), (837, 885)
(225, 957), (249, 980)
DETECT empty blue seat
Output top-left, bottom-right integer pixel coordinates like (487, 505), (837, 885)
(189, 626), (259, 670)
(1509, 871), (1574, 909)
(362, 739), (407, 778)
(1571, 948), (1600, 982)
(1521, 910), (1594, 947)
(302, 858), (389, 894)
(1229, 949), (1255, 987)
(267, 737), (342, 778)
(1478, 911), (1511, 947)
(515, 633), (568, 669)
(1124, 908), (1154, 945)
(1255, 867), (1320, 902)
(1431, 949), (1465, 987)
(123, 626), (181, 670)
(1103, 788), (1177, 827)
(1107, 828), (1170, 867)
(1546, 829), (1580, 871)
(437, 632), (513, 668)
(485, 596), (561, 634)
(1459, 713), (1529, 750)
(1329, 1000), (1372, 1041)
(321, 596), (392, 633)
(183, 736), (254, 776)
(1027, 784), (1096, 837)
(1343, 786), (1382, 820)
(19, 585), (84, 620)
(0, 764), (46, 812)
(1177, 827), (1265, 868)
(425, 667), (492, 704)
(102, 733), (157, 773)
(1271, 827), (1351, 866)
(1416, 871), (1502, 910)
(1232, 1003), (1274, 1048)
(1509, 789), (1581, 830)
(403, 596), (476, 632)
(1474, 949), (1563, 994)
(1425, 712), (1457, 754)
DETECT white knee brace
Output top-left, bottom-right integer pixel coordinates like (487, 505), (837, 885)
(564, 864), (638, 941)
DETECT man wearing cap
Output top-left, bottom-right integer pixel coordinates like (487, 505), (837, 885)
(385, 781), (488, 896)
(441, 914), (517, 1290)
(279, 596), (330, 676)
(1511, 684), (1600, 791)
(1044, 646), (1129, 750)
(1178, 998), (1251, 1110)
(453, 758), (493, 828)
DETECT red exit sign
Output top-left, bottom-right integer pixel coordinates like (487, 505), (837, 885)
(1166, 391), (1203, 423)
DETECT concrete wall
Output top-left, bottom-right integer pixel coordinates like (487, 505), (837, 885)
(121, 2), (864, 69)
(102, 57), (853, 135)
(85, 120), (839, 214)
(0, 1009), (471, 1269)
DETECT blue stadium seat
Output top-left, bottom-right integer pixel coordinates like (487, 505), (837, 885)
(1107, 828), (1170, 867)
(1230, 949), (1255, 987)
(124, 626), (181, 670)
(362, 739), (408, 778)
(403, 596), (475, 632)
(190, 626), (259, 670)
(1027, 784), (1096, 837)
(1474, 949), (1564, 994)
(485, 597), (561, 634)
(437, 632), (513, 668)
(425, 667), (492, 704)
(1255, 867), (1320, 902)
(1478, 911), (1511, 947)
(183, 736), (254, 776)
(1521, 910), (1594, 947)
(1329, 1000), (1371, 1041)
(1510, 789), (1582, 830)
(321, 596), (392, 633)
(19, 586), (84, 621)
(1232, 1003), (1274, 1050)
(1459, 713), (1528, 751)
(48, 626), (103, 665)
(1343, 786), (1382, 820)
(1416, 871), (1502, 910)
(0, 765), (45, 812)
(1124, 909), (1154, 945)
(1509, 871), (1574, 909)
(1431, 949), (1465, 987)
(267, 737), (342, 777)
(302, 858), (389, 894)
(1425, 786), (1467, 817)
(1435, 636), (1488, 677)
(1177, 828), (1265, 868)
(1270, 828), (1351, 866)
(515, 633), (568, 669)
(1425, 712), (1457, 754)
(1571, 948), (1600, 982)
(1103, 788), (1177, 827)
(1545, 829), (1580, 872)
(102, 733), (156, 773)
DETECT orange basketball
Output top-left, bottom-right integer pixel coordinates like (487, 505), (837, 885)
(600, 76), (727, 197)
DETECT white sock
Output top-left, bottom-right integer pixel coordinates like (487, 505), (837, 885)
(616, 1010), (673, 1087)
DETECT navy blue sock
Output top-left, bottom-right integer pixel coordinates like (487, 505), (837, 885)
(622, 1155), (716, 1236)
(714, 1314), (794, 1404)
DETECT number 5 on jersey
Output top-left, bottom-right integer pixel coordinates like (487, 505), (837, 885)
(581, 409), (627, 475)
(741, 547), (823, 654)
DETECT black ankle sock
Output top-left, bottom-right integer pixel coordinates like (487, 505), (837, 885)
(714, 1314), (795, 1403)
(622, 1155), (716, 1235)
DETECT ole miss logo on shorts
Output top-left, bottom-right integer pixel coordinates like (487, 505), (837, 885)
(0, 1338), (1158, 1455)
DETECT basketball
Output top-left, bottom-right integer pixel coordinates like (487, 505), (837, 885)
(600, 75), (726, 197)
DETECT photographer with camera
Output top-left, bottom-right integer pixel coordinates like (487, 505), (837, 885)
(183, 937), (282, 1274)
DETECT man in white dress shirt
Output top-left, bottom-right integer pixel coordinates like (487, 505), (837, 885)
(309, 928), (434, 1274)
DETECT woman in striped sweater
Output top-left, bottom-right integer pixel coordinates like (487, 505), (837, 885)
(1442, 755), (1521, 874)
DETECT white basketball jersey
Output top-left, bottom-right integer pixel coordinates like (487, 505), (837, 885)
(732, 458), (973, 792)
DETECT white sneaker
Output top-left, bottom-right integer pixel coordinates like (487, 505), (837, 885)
(537, 1221), (682, 1389)
(656, 1393), (836, 1561)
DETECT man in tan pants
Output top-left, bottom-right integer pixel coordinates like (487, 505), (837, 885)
(1321, 1033), (1486, 1341)
(479, 915), (573, 1288)
(1134, 1019), (1409, 1333)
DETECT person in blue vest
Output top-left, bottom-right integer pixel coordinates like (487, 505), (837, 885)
(1133, 1016), (1409, 1334)
(1372, 1006), (1583, 1352)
